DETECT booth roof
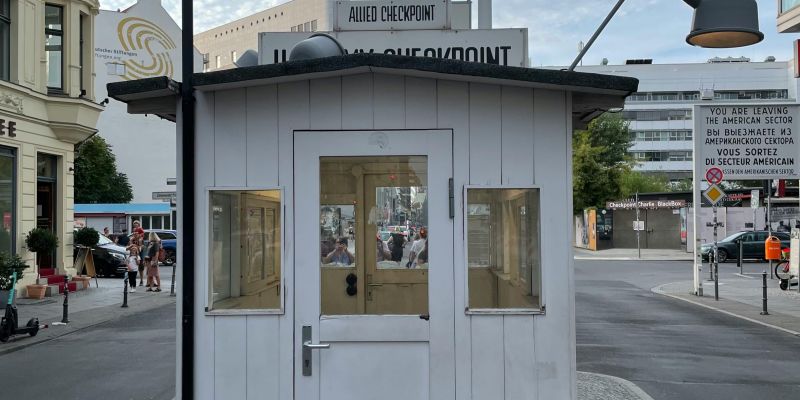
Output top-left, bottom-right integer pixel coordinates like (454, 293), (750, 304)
(75, 203), (172, 215)
(107, 53), (638, 124)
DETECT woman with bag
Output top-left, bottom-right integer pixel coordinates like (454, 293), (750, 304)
(145, 232), (163, 292)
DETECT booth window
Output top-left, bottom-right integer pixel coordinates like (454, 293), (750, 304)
(209, 190), (282, 311)
(466, 188), (541, 311)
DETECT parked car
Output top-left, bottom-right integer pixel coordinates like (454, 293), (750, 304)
(701, 230), (790, 262)
(74, 234), (128, 277)
(131, 229), (177, 266)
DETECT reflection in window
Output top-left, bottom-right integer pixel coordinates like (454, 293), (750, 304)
(209, 190), (281, 311)
(45, 4), (63, 90)
(0, 147), (14, 254)
(320, 156), (428, 316)
(467, 188), (541, 310)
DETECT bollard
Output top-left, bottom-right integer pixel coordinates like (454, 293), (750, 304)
(170, 263), (176, 297)
(737, 240), (743, 275)
(122, 272), (129, 308)
(760, 271), (769, 315)
(714, 261), (719, 301)
(61, 279), (69, 324)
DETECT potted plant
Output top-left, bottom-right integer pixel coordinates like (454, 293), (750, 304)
(25, 227), (59, 273)
(0, 252), (27, 305)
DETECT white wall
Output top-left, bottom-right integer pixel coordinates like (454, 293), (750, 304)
(190, 72), (574, 400)
(95, 0), (201, 203)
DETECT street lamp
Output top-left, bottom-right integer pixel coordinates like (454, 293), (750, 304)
(569, 0), (764, 71)
(685, 0), (764, 48)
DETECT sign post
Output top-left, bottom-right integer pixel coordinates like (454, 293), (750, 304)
(693, 104), (800, 296)
(703, 183), (726, 300)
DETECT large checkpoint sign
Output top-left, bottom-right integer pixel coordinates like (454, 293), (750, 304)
(694, 104), (800, 180)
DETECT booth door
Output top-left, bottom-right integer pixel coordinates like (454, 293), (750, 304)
(294, 131), (454, 400)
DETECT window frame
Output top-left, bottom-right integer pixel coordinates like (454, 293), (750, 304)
(205, 186), (286, 316)
(0, 0), (10, 82)
(44, 3), (64, 92)
(463, 185), (545, 315)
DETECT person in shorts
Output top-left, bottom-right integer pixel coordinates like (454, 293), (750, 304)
(126, 243), (139, 293)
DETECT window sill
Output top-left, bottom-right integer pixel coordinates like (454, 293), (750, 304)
(466, 308), (545, 315)
(204, 308), (284, 316)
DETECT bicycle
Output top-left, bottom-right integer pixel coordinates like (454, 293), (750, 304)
(774, 248), (795, 291)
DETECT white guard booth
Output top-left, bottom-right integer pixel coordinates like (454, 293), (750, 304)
(107, 53), (637, 400)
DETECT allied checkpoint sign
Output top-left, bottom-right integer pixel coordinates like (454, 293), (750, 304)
(259, 29), (528, 67)
(695, 104), (800, 180)
(334, 0), (450, 31)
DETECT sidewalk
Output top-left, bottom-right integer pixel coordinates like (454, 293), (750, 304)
(577, 371), (654, 400)
(653, 271), (800, 335)
(574, 247), (693, 261)
(0, 269), (177, 356)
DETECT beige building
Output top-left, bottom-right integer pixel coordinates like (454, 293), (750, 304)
(0, 0), (102, 291)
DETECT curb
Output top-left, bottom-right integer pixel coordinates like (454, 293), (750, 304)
(651, 284), (800, 337)
(574, 257), (693, 261)
(577, 371), (655, 400)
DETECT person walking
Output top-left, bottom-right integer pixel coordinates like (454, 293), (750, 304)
(145, 232), (162, 292)
(126, 242), (140, 293)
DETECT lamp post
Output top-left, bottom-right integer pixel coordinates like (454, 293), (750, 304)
(569, 0), (764, 71)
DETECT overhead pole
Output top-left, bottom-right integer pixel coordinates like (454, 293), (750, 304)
(568, 0), (626, 71)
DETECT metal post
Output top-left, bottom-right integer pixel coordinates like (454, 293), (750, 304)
(569, 0), (626, 71)
(635, 192), (641, 259)
(122, 272), (128, 308)
(61, 280), (69, 324)
(768, 180), (773, 279)
(170, 263), (176, 297)
(738, 239), (743, 275)
(713, 206), (719, 299)
(761, 271), (769, 315)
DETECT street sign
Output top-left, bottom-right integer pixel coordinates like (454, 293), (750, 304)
(750, 189), (760, 209)
(705, 167), (724, 184)
(703, 184), (726, 205)
(334, 0), (449, 31)
(633, 220), (645, 231)
(695, 104), (800, 180)
(152, 191), (177, 202)
(259, 29), (528, 67)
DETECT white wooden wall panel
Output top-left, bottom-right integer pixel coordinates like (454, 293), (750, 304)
(214, 89), (247, 186)
(532, 89), (573, 400)
(246, 317), (281, 400)
(501, 86), (535, 185)
(471, 316), (505, 400)
(405, 77), (437, 130)
(279, 80), (310, 400)
(373, 74), (406, 129)
(246, 85), (279, 187)
(194, 91), (216, 400)
(504, 316), (537, 400)
(436, 79), (470, 400)
(310, 78), (343, 131)
(468, 83), (502, 185)
(214, 317), (248, 399)
(341, 74), (374, 130)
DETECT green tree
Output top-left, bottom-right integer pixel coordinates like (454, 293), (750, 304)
(619, 170), (670, 197)
(74, 135), (133, 203)
(572, 113), (632, 213)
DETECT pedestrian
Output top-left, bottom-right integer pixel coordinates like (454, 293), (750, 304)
(117, 228), (130, 247)
(407, 227), (427, 268)
(322, 237), (355, 265)
(145, 232), (162, 292)
(126, 242), (139, 293)
(103, 227), (110, 237)
(387, 228), (406, 262)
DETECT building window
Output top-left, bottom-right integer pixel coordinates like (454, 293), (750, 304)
(0, 146), (15, 254)
(467, 188), (541, 311)
(291, 26), (296, 32)
(45, 4), (64, 91)
(304, 22), (310, 32)
(202, 53), (209, 71)
(215, 55), (221, 69)
(0, 0), (10, 81)
(209, 189), (282, 311)
(231, 51), (237, 63)
(311, 20), (318, 31)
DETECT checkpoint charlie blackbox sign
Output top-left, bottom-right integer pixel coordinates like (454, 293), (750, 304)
(260, 29), (528, 67)
(695, 104), (800, 180)
(335, 0), (449, 31)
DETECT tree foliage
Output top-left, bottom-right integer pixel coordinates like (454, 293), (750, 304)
(74, 135), (133, 204)
(572, 113), (632, 213)
(619, 170), (670, 198)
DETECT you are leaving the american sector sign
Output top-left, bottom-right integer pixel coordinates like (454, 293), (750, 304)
(695, 104), (800, 180)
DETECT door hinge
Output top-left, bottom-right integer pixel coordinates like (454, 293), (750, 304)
(449, 178), (454, 219)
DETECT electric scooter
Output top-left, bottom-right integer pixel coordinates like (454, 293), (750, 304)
(0, 272), (44, 343)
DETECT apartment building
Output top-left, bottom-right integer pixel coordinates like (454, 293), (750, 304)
(576, 57), (798, 182)
(0, 0), (103, 289)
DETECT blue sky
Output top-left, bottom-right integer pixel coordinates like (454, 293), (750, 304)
(100, 0), (799, 66)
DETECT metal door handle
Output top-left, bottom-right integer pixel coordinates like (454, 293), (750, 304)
(303, 341), (330, 349)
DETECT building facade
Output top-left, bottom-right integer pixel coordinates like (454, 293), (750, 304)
(576, 58), (798, 182)
(0, 0), (102, 290)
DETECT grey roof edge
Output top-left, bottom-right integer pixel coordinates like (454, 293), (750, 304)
(106, 54), (638, 100)
(194, 53), (639, 94)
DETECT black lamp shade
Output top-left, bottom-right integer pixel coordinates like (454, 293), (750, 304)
(685, 0), (764, 48)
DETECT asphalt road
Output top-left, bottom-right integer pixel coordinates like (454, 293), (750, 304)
(0, 303), (175, 400)
(577, 259), (800, 400)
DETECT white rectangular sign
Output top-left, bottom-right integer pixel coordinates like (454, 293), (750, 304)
(791, 229), (799, 276)
(335, 0), (449, 31)
(695, 104), (800, 180)
(259, 29), (528, 67)
(633, 220), (645, 231)
(750, 189), (759, 209)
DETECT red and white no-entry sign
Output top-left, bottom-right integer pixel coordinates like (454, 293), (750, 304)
(705, 167), (724, 184)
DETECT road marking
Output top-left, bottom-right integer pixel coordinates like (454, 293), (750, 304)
(735, 273), (756, 279)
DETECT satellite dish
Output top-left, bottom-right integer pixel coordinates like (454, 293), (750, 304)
(234, 49), (259, 68)
(289, 33), (346, 61)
